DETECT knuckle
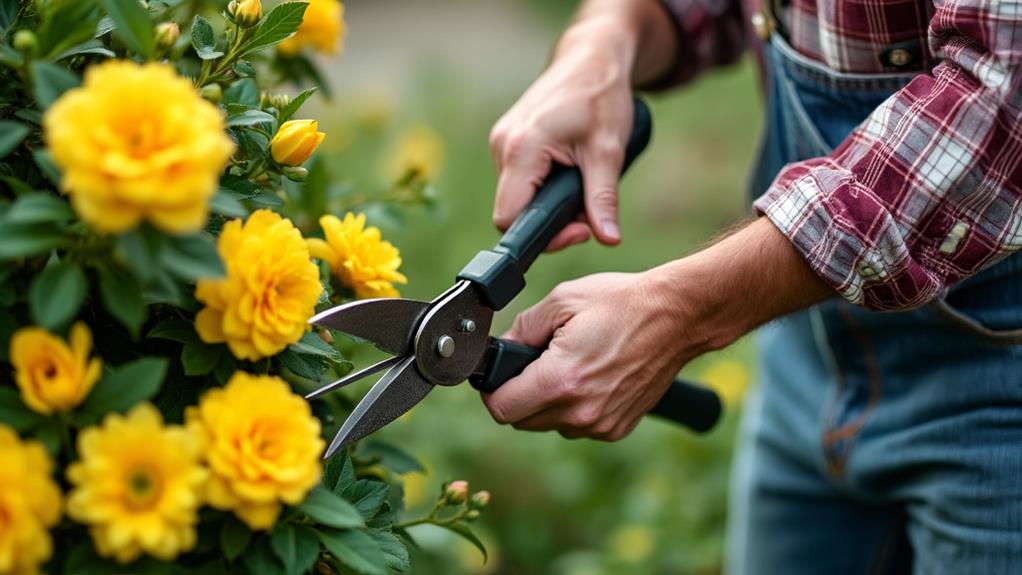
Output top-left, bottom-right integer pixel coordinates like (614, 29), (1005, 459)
(488, 125), (506, 153)
(502, 130), (530, 162)
(567, 405), (600, 428)
(589, 188), (618, 210)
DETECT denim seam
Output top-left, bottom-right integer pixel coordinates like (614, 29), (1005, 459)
(926, 298), (1022, 345)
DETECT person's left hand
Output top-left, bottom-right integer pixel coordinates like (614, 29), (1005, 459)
(481, 271), (694, 441)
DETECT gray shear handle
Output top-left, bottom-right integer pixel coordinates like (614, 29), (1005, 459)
(470, 338), (723, 433)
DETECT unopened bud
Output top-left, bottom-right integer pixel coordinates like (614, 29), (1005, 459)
(443, 480), (468, 505)
(465, 509), (480, 521)
(469, 491), (490, 509)
(227, 0), (239, 16)
(13, 30), (37, 55)
(155, 22), (179, 51)
(235, 0), (262, 28)
(199, 83), (223, 104)
(317, 329), (333, 344)
(261, 92), (290, 111)
(282, 166), (308, 182)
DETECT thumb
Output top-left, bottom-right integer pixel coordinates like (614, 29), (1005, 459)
(579, 141), (625, 245)
(493, 132), (554, 231)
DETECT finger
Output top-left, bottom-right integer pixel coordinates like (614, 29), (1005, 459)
(578, 139), (625, 245)
(492, 131), (552, 230)
(510, 405), (568, 431)
(504, 294), (572, 349)
(482, 355), (560, 424)
(545, 223), (591, 252)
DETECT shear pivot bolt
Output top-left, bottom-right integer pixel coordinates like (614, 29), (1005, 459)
(459, 319), (476, 333)
(437, 335), (456, 358)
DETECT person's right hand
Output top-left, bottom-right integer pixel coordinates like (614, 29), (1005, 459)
(489, 22), (637, 251)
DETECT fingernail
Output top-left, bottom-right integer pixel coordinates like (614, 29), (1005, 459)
(601, 220), (619, 240)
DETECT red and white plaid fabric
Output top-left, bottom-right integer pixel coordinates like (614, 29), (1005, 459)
(656, 0), (1022, 310)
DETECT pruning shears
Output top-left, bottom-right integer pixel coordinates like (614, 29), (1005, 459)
(307, 99), (723, 458)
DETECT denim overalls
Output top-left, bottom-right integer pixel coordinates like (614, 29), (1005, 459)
(725, 24), (1022, 575)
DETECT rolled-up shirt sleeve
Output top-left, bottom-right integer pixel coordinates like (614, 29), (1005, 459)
(753, 0), (1022, 311)
(645, 0), (748, 90)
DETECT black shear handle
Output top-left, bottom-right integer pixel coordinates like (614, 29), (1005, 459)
(470, 338), (723, 433)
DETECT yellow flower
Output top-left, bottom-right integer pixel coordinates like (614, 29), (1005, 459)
(43, 60), (234, 234)
(0, 426), (61, 575)
(66, 404), (206, 564)
(186, 372), (324, 530)
(10, 322), (102, 415)
(307, 213), (407, 299)
(278, 0), (345, 56)
(194, 210), (322, 361)
(234, 0), (263, 28)
(701, 359), (752, 408)
(270, 119), (325, 166)
(388, 125), (444, 181)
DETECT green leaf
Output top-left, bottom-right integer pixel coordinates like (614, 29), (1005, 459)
(78, 357), (168, 422)
(190, 15), (223, 60)
(31, 62), (80, 109)
(181, 342), (220, 376)
(247, 190), (285, 208)
(54, 38), (116, 61)
(0, 121), (29, 159)
(29, 261), (87, 330)
(445, 523), (488, 562)
(147, 317), (198, 344)
(0, 0), (16, 36)
(242, 536), (284, 573)
(115, 227), (164, 282)
(315, 528), (388, 575)
(36, 0), (103, 59)
(0, 386), (45, 432)
(32, 150), (62, 186)
(220, 516), (252, 561)
(299, 485), (365, 529)
(0, 222), (68, 259)
(100, 0), (155, 58)
(325, 451), (357, 493)
(226, 109), (276, 128)
(5, 193), (74, 223)
(210, 191), (248, 218)
(34, 418), (61, 456)
(290, 331), (342, 360)
(279, 87), (317, 123)
(277, 347), (327, 381)
(98, 264), (146, 335)
(223, 78), (258, 107)
(360, 441), (426, 475)
(291, 525), (322, 575)
(366, 530), (410, 572)
(160, 233), (224, 281)
(0, 308), (17, 362)
(242, 2), (308, 56)
(270, 523), (299, 574)
(342, 479), (391, 520)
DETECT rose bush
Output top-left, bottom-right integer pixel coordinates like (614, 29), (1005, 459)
(0, 1), (486, 573)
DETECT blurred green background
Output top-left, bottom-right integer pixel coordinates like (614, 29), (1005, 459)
(312, 1), (763, 573)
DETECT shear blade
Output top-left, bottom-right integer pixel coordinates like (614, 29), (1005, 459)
(324, 356), (433, 458)
(309, 298), (429, 356)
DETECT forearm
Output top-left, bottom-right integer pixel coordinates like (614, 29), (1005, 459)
(556, 0), (679, 87)
(647, 217), (833, 359)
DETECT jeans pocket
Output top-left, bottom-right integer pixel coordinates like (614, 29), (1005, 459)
(927, 298), (1022, 345)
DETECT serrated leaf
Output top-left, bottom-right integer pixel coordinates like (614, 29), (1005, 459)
(100, 0), (155, 58)
(0, 387), (45, 432)
(0, 222), (68, 259)
(315, 528), (387, 575)
(78, 357), (167, 423)
(223, 78), (258, 107)
(181, 342), (220, 376)
(445, 523), (488, 562)
(299, 485), (365, 528)
(5, 193), (74, 224)
(161, 233), (224, 281)
(325, 451), (357, 493)
(360, 441), (426, 475)
(190, 15), (223, 60)
(220, 516), (252, 561)
(289, 332), (342, 360)
(242, 2), (308, 56)
(226, 109), (275, 128)
(31, 62), (80, 109)
(365, 530), (410, 572)
(98, 265), (145, 335)
(0, 121), (29, 159)
(342, 479), (390, 520)
(278, 348), (328, 381)
(279, 87), (317, 123)
(29, 261), (87, 330)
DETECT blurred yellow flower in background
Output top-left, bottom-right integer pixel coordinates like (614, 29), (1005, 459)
(307, 213), (407, 298)
(0, 426), (61, 575)
(66, 404), (206, 564)
(278, 0), (345, 56)
(700, 359), (752, 408)
(195, 210), (321, 361)
(43, 61), (233, 234)
(10, 322), (101, 415)
(608, 524), (655, 564)
(187, 373), (324, 530)
(270, 119), (326, 166)
(388, 124), (445, 181)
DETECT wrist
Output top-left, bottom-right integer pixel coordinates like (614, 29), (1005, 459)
(554, 17), (639, 81)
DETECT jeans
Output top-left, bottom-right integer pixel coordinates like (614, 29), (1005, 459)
(726, 33), (1022, 575)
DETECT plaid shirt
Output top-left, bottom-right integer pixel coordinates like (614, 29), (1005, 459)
(656, 0), (1022, 310)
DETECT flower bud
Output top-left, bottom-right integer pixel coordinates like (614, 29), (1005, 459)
(469, 490), (491, 509)
(465, 509), (481, 521)
(155, 22), (180, 51)
(13, 30), (37, 55)
(443, 480), (469, 505)
(270, 119), (325, 166)
(199, 83), (223, 104)
(317, 328), (333, 345)
(227, 0), (239, 16)
(235, 0), (263, 28)
(283, 166), (309, 182)
(261, 92), (291, 111)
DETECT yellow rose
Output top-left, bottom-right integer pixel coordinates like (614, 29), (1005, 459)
(195, 210), (322, 361)
(186, 372), (324, 530)
(388, 124), (445, 181)
(43, 60), (234, 234)
(10, 322), (102, 415)
(307, 213), (407, 299)
(278, 0), (345, 55)
(270, 119), (325, 166)
(0, 426), (62, 575)
(235, 0), (263, 28)
(66, 404), (206, 564)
